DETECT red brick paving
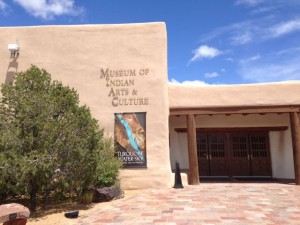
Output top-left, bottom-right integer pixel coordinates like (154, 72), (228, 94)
(73, 182), (300, 224)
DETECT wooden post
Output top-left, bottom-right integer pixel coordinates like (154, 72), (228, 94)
(290, 112), (300, 185)
(187, 114), (200, 185)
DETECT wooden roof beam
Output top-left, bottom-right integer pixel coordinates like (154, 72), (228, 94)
(174, 126), (289, 133)
(170, 105), (300, 116)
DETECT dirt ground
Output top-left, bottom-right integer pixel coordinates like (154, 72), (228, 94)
(27, 190), (141, 225)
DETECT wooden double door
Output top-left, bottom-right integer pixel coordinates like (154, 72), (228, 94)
(197, 132), (272, 177)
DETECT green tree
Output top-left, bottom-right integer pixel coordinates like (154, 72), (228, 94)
(95, 138), (121, 187)
(0, 65), (120, 211)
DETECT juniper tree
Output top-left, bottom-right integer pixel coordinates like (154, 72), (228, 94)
(0, 65), (120, 211)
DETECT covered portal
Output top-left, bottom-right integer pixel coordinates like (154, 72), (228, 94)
(168, 82), (300, 185)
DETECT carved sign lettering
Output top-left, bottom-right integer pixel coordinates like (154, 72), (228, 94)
(100, 68), (150, 107)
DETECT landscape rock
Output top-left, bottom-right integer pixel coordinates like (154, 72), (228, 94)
(0, 203), (30, 224)
(93, 186), (124, 203)
(64, 210), (79, 219)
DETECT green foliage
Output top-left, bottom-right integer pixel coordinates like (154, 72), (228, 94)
(0, 65), (121, 211)
(95, 138), (122, 187)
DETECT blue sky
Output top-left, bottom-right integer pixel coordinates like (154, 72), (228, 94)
(1, 0), (300, 85)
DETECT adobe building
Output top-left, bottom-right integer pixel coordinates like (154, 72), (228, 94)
(1, 22), (300, 189)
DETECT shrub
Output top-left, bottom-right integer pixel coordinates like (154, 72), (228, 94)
(0, 65), (121, 211)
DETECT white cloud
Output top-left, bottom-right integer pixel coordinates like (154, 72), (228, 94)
(199, 2), (300, 46)
(235, 0), (265, 7)
(0, 0), (7, 11)
(276, 47), (300, 55)
(231, 31), (252, 45)
(190, 45), (222, 63)
(204, 72), (219, 78)
(200, 20), (259, 45)
(225, 57), (234, 62)
(250, 6), (277, 14)
(268, 19), (300, 37)
(240, 54), (261, 64)
(13, 0), (84, 19)
(169, 78), (210, 86)
(200, 18), (300, 47)
(221, 68), (226, 72)
(240, 57), (300, 82)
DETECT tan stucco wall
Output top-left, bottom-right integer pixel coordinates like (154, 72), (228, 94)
(169, 114), (295, 179)
(169, 82), (300, 109)
(0, 23), (172, 189)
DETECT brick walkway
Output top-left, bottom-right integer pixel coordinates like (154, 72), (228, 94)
(74, 182), (300, 225)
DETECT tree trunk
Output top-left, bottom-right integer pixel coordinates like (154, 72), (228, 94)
(29, 179), (38, 212)
(44, 182), (50, 211)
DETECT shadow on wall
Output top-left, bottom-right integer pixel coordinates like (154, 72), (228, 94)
(5, 57), (18, 84)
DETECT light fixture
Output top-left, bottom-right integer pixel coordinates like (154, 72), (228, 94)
(8, 40), (19, 58)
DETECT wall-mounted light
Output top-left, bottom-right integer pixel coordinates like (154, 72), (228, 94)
(8, 40), (19, 58)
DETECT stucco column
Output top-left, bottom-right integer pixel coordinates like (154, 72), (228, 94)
(187, 114), (200, 185)
(290, 112), (300, 185)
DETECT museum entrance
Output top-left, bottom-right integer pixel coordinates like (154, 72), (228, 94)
(197, 132), (272, 177)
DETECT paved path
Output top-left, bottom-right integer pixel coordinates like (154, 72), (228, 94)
(74, 182), (300, 225)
